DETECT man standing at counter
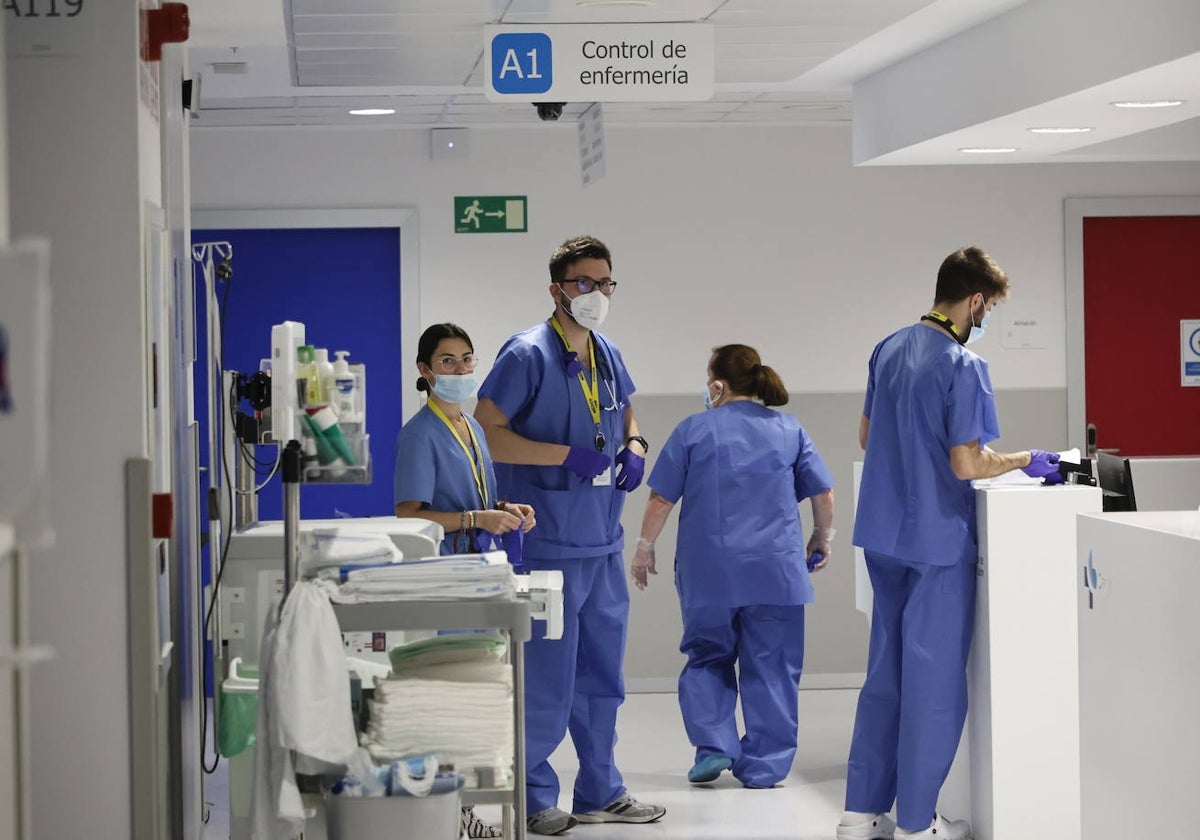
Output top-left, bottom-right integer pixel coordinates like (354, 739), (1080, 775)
(837, 246), (1062, 840)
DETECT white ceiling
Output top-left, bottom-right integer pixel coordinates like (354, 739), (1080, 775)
(185, 0), (1200, 165)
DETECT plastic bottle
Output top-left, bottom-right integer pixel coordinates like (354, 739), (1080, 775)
(313, 348), (336, 409)
(307, 405), (357, 466)
(332, 351), (359, 422)
(297, 344), (323, 407)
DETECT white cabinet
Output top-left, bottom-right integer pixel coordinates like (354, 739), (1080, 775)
(1076, 511), (1200, 840)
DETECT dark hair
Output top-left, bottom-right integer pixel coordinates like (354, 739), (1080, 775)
(549, 235), (612, 283)
(710, 344), (788, 407)
(415, 323), (473, 393)
(934, 246), (1011, 305)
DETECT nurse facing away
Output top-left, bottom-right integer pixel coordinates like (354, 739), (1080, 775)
(632, 343), (835, 790)
(839, 246), (1062, 840)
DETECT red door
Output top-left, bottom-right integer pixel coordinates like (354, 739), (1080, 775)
(1083, 216), (1200, 456)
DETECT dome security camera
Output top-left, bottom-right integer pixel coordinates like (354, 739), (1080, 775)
(534, 102), (566, 122)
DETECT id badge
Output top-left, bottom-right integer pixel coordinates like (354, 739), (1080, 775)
(592, 467), (612, 487)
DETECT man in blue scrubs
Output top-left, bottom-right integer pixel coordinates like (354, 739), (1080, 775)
(475, 236), (665, 836)
(838, 247), (1062, 840)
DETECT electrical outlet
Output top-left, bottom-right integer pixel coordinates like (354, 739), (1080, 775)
(228, 587), (246, 604)
(228, 623), (245, 639)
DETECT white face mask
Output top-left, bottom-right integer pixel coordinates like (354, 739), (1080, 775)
(429, 372), (478, 403)
(564, 289), (610, 330)
(965, 299), (991, 345)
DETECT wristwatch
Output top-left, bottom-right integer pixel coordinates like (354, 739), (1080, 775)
(625, 435), (650, 454)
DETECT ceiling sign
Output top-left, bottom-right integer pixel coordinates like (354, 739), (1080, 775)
(484, 23), (714, 103)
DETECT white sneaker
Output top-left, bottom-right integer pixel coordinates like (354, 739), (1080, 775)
(837, 813), (897, 840)
(896, 815), (972, 839)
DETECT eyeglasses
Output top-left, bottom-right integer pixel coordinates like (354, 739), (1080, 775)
(558, 277), (618, 295)
(431, 354), (477, 372)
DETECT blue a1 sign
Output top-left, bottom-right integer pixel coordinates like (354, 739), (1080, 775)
(485, 23), (714, 103)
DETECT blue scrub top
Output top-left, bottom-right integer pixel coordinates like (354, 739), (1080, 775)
(477, 320), (636, 560)
(648, 400), (834, 609)
(854, 323), (1001, 566)
(393, 403), (499, 556)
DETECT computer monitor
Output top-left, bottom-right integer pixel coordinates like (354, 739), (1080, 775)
(1095, 452), (1137, 512)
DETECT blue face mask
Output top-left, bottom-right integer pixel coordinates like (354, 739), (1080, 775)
(965, 301), (991, 345)
(703, 381), (722, 410)
(430, 373), (478, 403)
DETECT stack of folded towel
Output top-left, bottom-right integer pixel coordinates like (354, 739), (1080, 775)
(326, 551), (516, 602)
(360, 634), (514, 787)
(300, 528), (403, 578)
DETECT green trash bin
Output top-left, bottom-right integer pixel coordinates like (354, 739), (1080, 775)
(218, 657), (259, 758)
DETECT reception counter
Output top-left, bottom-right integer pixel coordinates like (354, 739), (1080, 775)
(938, 483), (1101, 840)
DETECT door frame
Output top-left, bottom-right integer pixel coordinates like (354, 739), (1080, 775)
(191, 208), (422, 416)
(1064, 196), (1200, 453)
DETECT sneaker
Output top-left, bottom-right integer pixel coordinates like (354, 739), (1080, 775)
(687, 753), (733, 783)
(573, 792), (666, 824)
(461, 806), (503, 838)
(837, 813), (897, 840)
(896, 815), (972, 839)
(527, 807), (578, 836)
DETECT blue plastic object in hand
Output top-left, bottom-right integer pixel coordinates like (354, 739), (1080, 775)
(502, 526), (526, 574)
(806, 552), (824, 572)
(563, 446), (610, 480)
(614, 447), (645, 492)
(563, 350), (584, 377)
(1022, 449), (1062, 480)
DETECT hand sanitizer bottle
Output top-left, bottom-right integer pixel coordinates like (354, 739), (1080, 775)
(332, 351), (360, 422)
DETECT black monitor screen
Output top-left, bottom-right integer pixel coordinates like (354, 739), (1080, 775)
(1096, 452), (1137, 512)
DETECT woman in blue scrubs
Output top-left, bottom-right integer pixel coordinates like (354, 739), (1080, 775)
(631, 343), (835, 789)
(393, 322), (536, 839)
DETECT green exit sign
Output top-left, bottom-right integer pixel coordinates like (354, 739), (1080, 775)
(455, 196), (528, 233)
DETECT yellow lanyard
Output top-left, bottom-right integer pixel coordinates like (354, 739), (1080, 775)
(921, 310), (961, 341)
(548, 316), (602, 433)
(427, 400), (490, 509)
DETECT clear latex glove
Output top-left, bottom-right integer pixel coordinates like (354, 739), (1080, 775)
(631, 538), (657, 590)
(1022, 449), (1064, 484)
(806, 527), (835, 573)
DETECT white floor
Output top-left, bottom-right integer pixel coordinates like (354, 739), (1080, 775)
(203, 688), (859, 840)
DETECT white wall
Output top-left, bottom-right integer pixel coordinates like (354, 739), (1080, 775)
(191, 124), (1200, 395)
(190, 123), (1200, 682)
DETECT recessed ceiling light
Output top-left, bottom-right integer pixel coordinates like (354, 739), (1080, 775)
(783, 103), (841, 111)
(349, 108), (395, 116)
(959, 147), (1018, 153)
(1027, 126), (1093, 134)
(1110, 99), (1184, 108)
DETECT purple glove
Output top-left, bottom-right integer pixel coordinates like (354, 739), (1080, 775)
(1022, 449), (1062, 482)
(562, 446), (610, 480)
(614, 447), (645, 492)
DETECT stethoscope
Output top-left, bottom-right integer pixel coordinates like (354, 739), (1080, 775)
(587, 342), (620, 450)
(554, 323), (620, 451)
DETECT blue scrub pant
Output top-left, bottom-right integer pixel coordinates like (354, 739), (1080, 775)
(844, 552), (976, 831)
(523, 552), (629, 815)
(678, 604), (805, 788)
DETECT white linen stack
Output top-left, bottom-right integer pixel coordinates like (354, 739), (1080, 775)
(328, 551), (516, 602)
(300, 527), (403, 578)
(360, 645), (515, 787)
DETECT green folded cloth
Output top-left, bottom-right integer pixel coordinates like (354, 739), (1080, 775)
(388, 632), (508, 672)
